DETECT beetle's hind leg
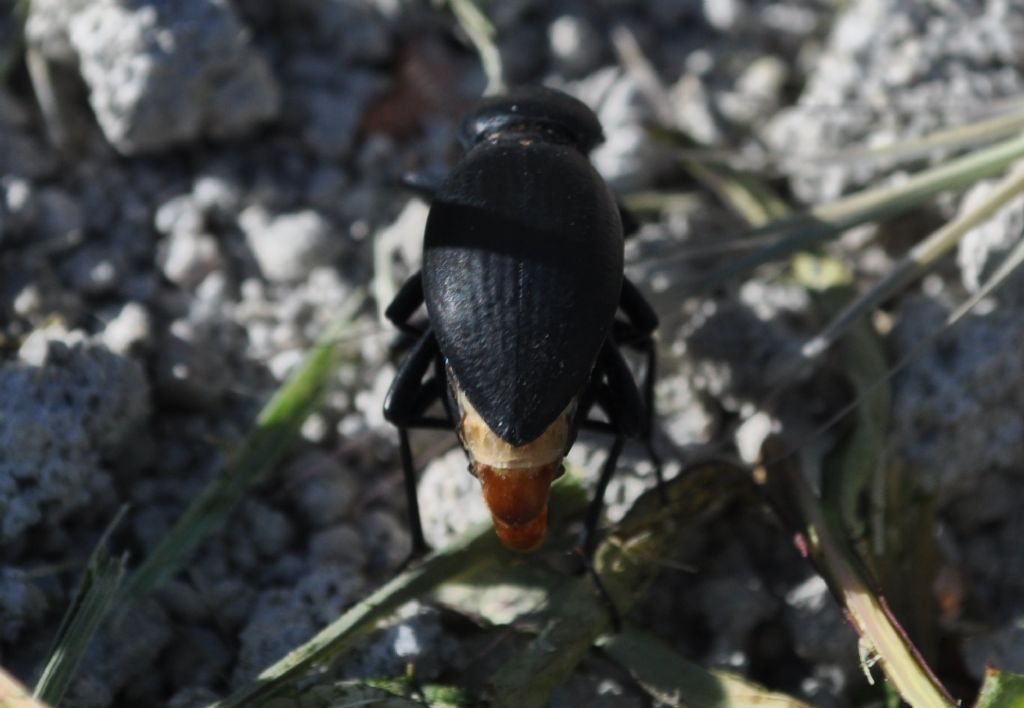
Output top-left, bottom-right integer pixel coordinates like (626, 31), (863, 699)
(569, 343), (646, 631)
(384, 330), (452, 561)
(574, 343), (645, 558)
(614, 279), (666, 502)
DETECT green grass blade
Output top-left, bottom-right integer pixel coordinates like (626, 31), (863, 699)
(974, 668), (1024, 708)
(598, 627), (812, 708)
(33, 510), (128, 706)
(447, 0), (504, 95)
(802, 162), (1024, 360)
(676, 131), (1024, 293)
(759, 439), (955, 708)
(122, 300), (362, 600)
(791, 255), (891, 547)
(213, 479), (590, 708)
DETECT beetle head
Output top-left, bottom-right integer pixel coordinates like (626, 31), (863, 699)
(460, 86), (604, 154)
(454, 385), (574, 552)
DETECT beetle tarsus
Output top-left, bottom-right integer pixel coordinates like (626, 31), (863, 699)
(398, 428), (429, 558)
(580, 436), (625, 558)
(570, 544), (624, 633)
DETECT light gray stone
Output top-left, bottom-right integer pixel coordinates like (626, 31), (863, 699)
(957, 175), (1024, 306)
(890, 298), (1024, 494)
(766, 0), (1024, 202)
(309, 524), (366, 567)
(0, 329), (149, 544)
(158, 229), (224, 289)
(289, 451), (358, 527)
(548, 13), (605, 78)
(359, 508), (411, 571)
(240, 205), (342, 283)
(30, 0), (280, 154)
(99, 302), (152, 356)
(242, 500), (295, 559)
(155, 194), (204, 237)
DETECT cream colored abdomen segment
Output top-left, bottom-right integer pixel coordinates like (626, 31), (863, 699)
(456, 388), (570, 469)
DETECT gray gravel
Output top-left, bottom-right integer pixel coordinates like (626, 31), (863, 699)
(0, 328), (149, 547)
(3, 0), (1024, 705)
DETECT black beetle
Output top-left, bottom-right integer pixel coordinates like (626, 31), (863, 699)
(383, 86), (660, 556)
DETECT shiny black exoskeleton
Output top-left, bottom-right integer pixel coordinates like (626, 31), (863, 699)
(383, 87), (661, 557)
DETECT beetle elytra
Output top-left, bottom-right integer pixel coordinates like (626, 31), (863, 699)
(383, 86), (661, 557)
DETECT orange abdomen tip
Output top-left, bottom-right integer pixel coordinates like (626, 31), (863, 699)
(476, 462), (560, 552)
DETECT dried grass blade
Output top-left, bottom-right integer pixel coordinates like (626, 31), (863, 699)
(447, 0), (504, 95)
(758, 439), (955, 708)
(802, 161), (1024, 360)
(690, 131), (1024, 292)
(791, 108), (1024, 169)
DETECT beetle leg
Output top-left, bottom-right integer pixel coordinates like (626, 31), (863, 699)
(637, 338), (666, 502)
(618, 201), (641, 239)
(597, 343), (645, 438)
(384, 330), (445, 559)
(619, 277), (659, 335)
(401, 170), (444, 202)
(574, 343), (645, 557)
(614, 279), (666, 501)
(397, 428), (429, 557)
(606, 327), (666, 504)
(579, 435), (625, 558)
(385, 271), (425, 337)
(383, 328), (437, 424)
(395, 377), (452, 560)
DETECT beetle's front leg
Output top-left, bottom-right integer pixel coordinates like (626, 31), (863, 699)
(385, 271), (425, 337)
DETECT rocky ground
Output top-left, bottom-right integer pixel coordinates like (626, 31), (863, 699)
(2, 0), (1024, 706)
